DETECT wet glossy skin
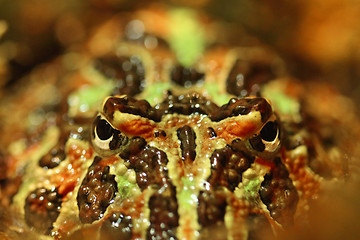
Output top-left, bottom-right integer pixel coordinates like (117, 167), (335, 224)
(10, 31), (298, 240)
(86, 92), (288, 240)
(2, 7), (355, 240)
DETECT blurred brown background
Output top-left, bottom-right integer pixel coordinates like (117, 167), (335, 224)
(1, 0), (359, 108)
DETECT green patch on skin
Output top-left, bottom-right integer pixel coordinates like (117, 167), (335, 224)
(168, 8), (206, 67)
(243, 177), (262, 203)
(203, 82), (233, 106)
(141, 82), (172, 105)
(67, 82), (114, 114)
(141, 82), (233, 106)
(261, 84), (300, 117)
(116, 175), (138, 200)
(179, 176), (198, 210)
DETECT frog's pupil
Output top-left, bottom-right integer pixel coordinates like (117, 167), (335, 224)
(260, 121), (278, 142)
(97, 119), (113, 140)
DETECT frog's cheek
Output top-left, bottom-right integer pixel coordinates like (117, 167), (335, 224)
(247, 120), (282, 159)
(91, 114), (129, 156)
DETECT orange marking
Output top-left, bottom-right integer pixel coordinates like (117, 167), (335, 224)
(120, 195), (145, 219)
(52, 143), (93, 196)
(217, 120), (258, 140)
(6, 143), (39, 176)
(97, 155), (119, 167)
(117, 119), (155, 138)
(57, 177), (78, 197)
(283, 154), (321, 200)
(182, 217), (195, 240)
(255, 157), (276, 170)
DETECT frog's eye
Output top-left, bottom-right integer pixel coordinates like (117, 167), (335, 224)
(249, 120), (281, 156)
(92, 115), (129, 156)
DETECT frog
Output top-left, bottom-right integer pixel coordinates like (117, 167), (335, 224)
(0, 6), (358, 240)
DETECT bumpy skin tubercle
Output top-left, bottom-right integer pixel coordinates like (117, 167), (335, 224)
(0, 6), (358, 240)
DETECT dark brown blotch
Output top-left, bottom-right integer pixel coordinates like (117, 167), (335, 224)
(39, 145), (66, 169)
(147, 188), (179, 240)
(94, 55), (145, 97)
(155, 92), (219, 118)
(103, 96), (152, 121)
(24, 187), (62, 234)
(39, 130), (69, 169)
(208, 145), (253, 191)
(209, 97), (272, 122)
(177, 125), (197, 162)
(77, 157), (118, 224)
(198, 188), (227, 228)
(119, 137), (147, 160)
(127, 147), (169, 191)
(103, 95), (272, 125)
(108, 129), (129, 151)
(207, 127), (217, 138)
(171, 64), (205, 87)
(259, 158), (299, 228)
(226, 58), (276, 97)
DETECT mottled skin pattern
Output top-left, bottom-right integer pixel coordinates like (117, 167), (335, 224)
(0, 7), (357, 240)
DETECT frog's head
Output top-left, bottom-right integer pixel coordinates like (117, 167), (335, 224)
(91, 93), (281, 162)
